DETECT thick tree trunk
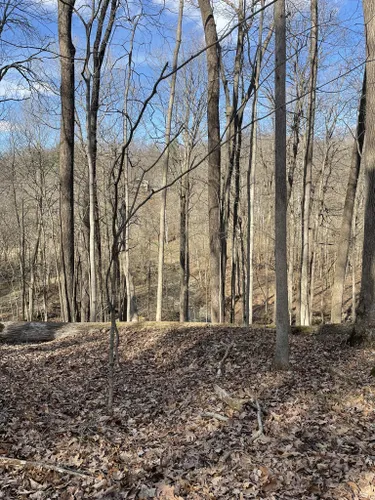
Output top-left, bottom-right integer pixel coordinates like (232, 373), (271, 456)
(356, 2), (375, 326)
(58, 0), (76, 322)
(330, 72), (366, 323)
(273, 0), (290, 370)
(198, 0), (222, 323)
(156, 0), (184, 321)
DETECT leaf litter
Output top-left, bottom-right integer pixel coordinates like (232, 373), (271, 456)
(0, 323), (375, 498)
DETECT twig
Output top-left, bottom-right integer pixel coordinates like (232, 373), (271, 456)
(250, 399), (264, 442)
(216, 342), (234, 377)
(0, 457), (92, 478)
(201, 412), (229, 422)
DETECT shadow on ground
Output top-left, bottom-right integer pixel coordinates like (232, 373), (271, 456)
(0, 323), (374, 498)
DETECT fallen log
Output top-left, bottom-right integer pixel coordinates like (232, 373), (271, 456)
(0, 322), (94, 344)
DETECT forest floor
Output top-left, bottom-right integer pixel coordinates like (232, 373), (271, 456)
(0, 323), (375, 499)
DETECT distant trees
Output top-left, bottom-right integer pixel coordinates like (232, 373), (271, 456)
(0, 0), (370, 332)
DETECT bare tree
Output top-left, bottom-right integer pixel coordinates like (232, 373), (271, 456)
(198, 0), (222, 323)
(331, 72), (365, 323)
(80, 0), (119, 321)
(156, 0), (184, 322)
(245, 3), (272, 325)
(355, 2), (375, 328)
(299, 0), (318, 326)
(58, 0), (76, 322)
(273, 0), (290, 369)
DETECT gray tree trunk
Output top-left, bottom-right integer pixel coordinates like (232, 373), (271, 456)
(58, 0), (76, 322)
(198, 0), (222, 323)
(273, 0), (290, 370)
(356, 2), (375, 326)
(299, 0), (318, 326)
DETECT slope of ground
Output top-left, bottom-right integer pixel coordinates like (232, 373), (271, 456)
(0, 323), (375, 499)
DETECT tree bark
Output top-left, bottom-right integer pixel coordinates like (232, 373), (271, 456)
(330, 72), (366, 323)
(0, 322), (96, 344)
(58, 0), (76, 322)
(356, 1), (375, 326)
(273, 0), (290, 369)
(299, 0), (318, 326)
(198, 0), (222, 323)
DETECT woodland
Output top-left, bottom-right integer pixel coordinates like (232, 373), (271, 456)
(1, 0), (375, 498)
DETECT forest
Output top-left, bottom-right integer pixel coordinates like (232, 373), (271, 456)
(1, 0), (375, 498)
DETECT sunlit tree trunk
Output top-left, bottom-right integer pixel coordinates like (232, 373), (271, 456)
(198, 0), (222, 323)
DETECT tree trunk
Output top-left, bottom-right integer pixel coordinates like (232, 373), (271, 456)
(58, 0), (76, 322)
(179, 172), (190, 322)
(299, 0), (318, 326)
(179, 125), (190, 322)
(82, 0), (118, 322)
(198, 0), (222, 323)
(330, 72), (366, 323)
(353, 1), (375, 343)
(156, 0), (184, 321)
(0, 322), (97, 344)
(273, 0), (290, 369)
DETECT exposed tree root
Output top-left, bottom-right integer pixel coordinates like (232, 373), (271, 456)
(216, 342), (234, 377)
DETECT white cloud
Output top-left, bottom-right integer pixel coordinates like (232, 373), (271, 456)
(0, 79), (55, 100)
(0, 120), (17, 133)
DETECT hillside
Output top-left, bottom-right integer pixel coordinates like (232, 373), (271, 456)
(0, 323), (374, 499)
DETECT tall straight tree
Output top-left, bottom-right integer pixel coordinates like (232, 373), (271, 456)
(330, 72), (366, 323)
(58, 0), (76, 322)
(273, 0), (290, 369)
(198, 0), (222, 323)
(356, 2), (375, 326)
(245, 2), (272, 325)
(299, 0), (318, 326)
(156, 0), (184, 322)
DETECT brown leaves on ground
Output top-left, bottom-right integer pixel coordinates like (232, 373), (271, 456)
(0, 323), (375, 499)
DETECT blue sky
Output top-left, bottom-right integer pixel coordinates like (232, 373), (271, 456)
(0, 0), (367, 148)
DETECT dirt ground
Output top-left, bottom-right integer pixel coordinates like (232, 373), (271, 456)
(0, 323), (374, 499)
